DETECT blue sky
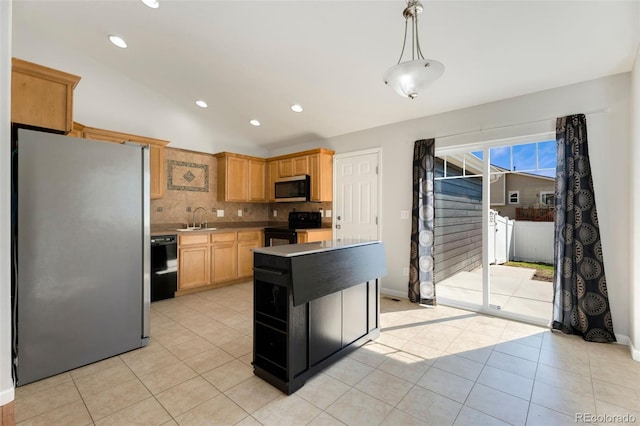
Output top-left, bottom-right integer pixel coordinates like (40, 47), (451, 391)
(473, 140), (556, 178)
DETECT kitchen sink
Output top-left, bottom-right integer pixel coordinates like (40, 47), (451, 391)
(175, 227), (218, 232)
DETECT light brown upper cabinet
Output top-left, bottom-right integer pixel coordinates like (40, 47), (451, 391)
(214, 148), (333, 203)
(67, 121), (85, 138)
(266, 160), (278, 202)
(248, 159), (266, 202)
(215, 152), (266, 202)
(309, 151), (334, 202)
(81, 126), (168, 200)
(278, 155), (309, 178)
(269, 148), (334, 202)
(11, 58), (81, 134)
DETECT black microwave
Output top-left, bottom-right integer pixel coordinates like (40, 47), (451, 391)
(275, 175), (311, 202)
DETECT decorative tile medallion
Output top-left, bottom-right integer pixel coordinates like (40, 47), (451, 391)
(167, 160), (209, 192)
(183, 170), (196, 183)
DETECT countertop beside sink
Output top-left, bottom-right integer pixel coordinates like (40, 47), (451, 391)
(151, 221), (272, 236)
(174, 227), (219, 232)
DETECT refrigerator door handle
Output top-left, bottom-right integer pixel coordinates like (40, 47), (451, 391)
(141, 145), (151, 341)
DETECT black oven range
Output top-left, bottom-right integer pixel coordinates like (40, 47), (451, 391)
(263, 211), (322, 246)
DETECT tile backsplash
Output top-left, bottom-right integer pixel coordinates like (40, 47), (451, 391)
(151, 148), (332, 227)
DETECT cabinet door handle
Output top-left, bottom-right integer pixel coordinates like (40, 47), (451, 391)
(253, 267), (286, 276)
(336, 224), (341, 229)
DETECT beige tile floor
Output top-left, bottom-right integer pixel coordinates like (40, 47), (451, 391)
(437, 265), (553, 323)
(14, 281), (640, 425)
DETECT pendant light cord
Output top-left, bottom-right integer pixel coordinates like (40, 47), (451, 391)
(396, 19), (409, 65)
(396, 3), (426, 64)
(411, 13), (416, 60)
(414, 10), (425, 60)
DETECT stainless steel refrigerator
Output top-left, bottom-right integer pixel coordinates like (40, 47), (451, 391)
(12, 128), (150, 386)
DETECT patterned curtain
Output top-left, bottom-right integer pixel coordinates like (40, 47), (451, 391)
(408, 139), (436, 305)
(552, 114), (615, 342)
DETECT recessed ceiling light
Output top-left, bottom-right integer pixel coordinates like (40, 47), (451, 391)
(249, 119), (261, 127)
(140, 0), (159, 8)
(108, 35), (127, 49)
(195, 100), (208, 108)
(290, 104), (303, 113)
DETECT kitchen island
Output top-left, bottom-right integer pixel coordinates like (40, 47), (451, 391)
(252, 239), (386, 394)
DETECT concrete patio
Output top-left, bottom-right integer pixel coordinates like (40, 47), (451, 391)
(437, 265), (553, 324)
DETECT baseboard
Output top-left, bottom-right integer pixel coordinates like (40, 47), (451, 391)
(615, 333), (630, 346)
(380, 288), (408, 299)
(616, 333), (640, 361)
(0, 387), (13, 409)
(628, 337), (640, 362)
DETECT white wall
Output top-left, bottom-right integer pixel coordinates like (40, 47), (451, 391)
(11, 29), (268, 158)
(271, 74), (632, 340)
(0, 0), (14, 407)
(629, 6), (640, 360)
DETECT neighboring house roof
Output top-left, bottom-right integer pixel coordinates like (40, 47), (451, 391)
(441, 154), (554, 184)
(507, 171), (555, 182)
(439, 153), (502, 181)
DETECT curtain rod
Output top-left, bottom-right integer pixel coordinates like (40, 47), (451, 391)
(434, 107), (611, 142)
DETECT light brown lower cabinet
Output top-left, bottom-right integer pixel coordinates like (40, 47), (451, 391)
(297, 229), (333, 244)
(212, 243), (237, 283)
(178, 234), (211, 290)
(178, 229), (263, 292)
(212, 240), (238, 283)
(237, 230), (263, 278)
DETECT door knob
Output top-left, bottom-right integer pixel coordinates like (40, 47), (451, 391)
(337, 216), (341, 220)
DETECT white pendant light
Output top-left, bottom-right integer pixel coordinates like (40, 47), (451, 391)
(108, 35), (128, 49)
(140, 0), (159, 8)
(383, 0), (444, 99)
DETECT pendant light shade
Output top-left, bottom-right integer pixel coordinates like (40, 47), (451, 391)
(383, 59), (444, 99)
(384, 0), (444, 99)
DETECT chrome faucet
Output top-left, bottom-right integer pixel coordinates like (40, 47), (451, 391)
(191, 207), (207, 228)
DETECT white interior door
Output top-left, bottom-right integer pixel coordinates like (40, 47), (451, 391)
(334, 150), (380, 240)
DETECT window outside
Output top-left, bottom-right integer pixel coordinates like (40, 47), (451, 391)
(540, 191), (554, 206)
(509, 191), (519, 204)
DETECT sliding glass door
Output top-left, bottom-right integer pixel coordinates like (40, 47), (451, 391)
(435, 136), (555, 326)
(434, 149), (485, 311)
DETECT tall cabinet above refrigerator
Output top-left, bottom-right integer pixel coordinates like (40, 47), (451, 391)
(11, 128), (150, 386)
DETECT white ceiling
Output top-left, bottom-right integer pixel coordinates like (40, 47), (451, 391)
(11, 0), (639, 149)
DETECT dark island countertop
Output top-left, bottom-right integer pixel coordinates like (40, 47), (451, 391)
(253, 239), (386, 306)
(252, 238), (381, 257)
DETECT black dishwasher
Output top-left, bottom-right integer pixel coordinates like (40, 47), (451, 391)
(150, 235), (177, 302)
